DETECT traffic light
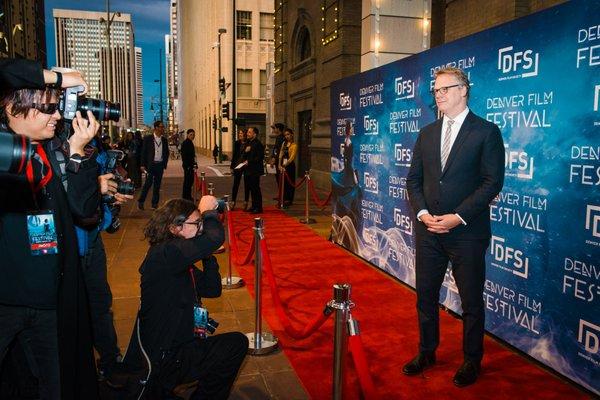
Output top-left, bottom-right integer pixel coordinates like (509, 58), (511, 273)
(219, 77), (226, 95)
(221, 103), (230, 120)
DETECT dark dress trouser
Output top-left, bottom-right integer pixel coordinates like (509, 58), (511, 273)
(139, 162), (165, 207)
(415, 232), (488, 362)
(182, 166), (194, 201)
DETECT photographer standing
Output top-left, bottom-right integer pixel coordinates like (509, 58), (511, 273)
(0, 60), (100, 399)
(139, 197), (248, 399)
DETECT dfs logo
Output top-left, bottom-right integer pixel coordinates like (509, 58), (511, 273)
(363, 115), (379, 135)
(497, 46), (539, 80)
(594, 84), (600, 112)
(394, 143), (412, 168)
(504, 144), (534, 180)
(339, 93), (352, 110)
(363, 172), (379, 194)
(490, 236), (529, 279)
(395, 76), (415, 100)
(578, 319), (600, 355)
(585, 204), (600, 238)
(393, 208), (413, 235)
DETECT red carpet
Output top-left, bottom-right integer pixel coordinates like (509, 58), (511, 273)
(230, 207), (586, 399)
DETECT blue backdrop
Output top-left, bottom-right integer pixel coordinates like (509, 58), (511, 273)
(330, 0), (599, 394)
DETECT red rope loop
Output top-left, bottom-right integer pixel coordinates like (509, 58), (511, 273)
(259, 239), (333, 340)
(307, 179), (332, 208)
(227, 212), (255, 266)
(283, 170), (307, 189)
(349, 333), (379, 400)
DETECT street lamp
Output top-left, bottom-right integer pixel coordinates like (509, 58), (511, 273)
(153, 48), (165, 125)
(216, 28), (226, 163)
(99, 0), (121, 140)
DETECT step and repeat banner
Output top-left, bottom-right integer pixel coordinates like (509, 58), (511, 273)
(330, 0), (598, 394)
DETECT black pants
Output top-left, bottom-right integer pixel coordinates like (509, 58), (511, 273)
(245, 173), (262, 211)
(282, 162), (296, 204)
(415, 233), (488, 362)
(139, 162), (165, 207)
(81, 236), (120, 371)
(0, 305), (60, 400)
(231, 169), (248, 203)
(161, 332), (248, 400)
(182, 166), (195, 201)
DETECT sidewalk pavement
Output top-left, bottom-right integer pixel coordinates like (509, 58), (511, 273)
(104, 156), (335, 399)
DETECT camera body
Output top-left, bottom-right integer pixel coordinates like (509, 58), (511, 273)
(98, 150), (134, 234)
(60, 85), (121, 122)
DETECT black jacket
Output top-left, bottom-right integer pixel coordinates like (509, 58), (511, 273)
(180, 138), (196, 168)
(243, 138), (265, 176)
(406, 111), (505, 239)
(140, 134), (169, 170)
(139, 211), (225, 364)
(231, 139), (245, 169)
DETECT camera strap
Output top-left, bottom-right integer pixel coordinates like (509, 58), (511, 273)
(25, 144), (53, 195)
(188, 267), (202, 307)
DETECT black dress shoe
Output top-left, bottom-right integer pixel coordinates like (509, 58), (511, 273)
(137, 202), (144, 210)
(453, 360), (480, 387)
(402, 353), (436, 376)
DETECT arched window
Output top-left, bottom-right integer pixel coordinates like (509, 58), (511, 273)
(296, 26), (311, 62)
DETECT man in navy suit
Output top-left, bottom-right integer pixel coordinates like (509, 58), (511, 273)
(404, 67), (505, 387)
(138, 120), (169, 209)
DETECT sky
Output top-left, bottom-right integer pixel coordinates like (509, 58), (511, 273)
(44, 0), (171, 126)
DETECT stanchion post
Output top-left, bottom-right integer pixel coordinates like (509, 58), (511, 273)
(278, 168), (285, 209)
(221, 195), (244, 289)
(327, 283), (354, 400)
(200, 172), (206, 196)
(208, 182), (214, 196)
(246, 218), (278, 355)
(300, 171), (316, 224)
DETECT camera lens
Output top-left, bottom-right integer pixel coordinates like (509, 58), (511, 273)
(116, 180), (135, 196)
(77, 97), (121, 122)
(0, 131), (33, 174)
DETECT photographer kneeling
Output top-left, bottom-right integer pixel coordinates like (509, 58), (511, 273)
(139, 196), (248, 399)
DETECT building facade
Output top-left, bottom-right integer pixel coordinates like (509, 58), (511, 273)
(166, 0), (179, 135)
(0, 0), (46, 63)
(53, 9), (138, 130)
(135, 46), (144, 127)
(178, 0), (275, 157)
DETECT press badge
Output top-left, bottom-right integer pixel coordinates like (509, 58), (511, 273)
(193, 304), (209, 338)
(26, 211), (59, 256)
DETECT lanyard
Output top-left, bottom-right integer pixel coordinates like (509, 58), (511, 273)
(25, 144), (53, 195)
(189, 267), (202, 306)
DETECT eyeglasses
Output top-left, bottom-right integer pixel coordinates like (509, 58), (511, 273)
(183, 219), (203, 230)
(430, 84), (463, 96)
(31, 103), (60, 115)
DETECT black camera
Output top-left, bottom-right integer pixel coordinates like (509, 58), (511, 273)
(0, 131), (33, 174)
(99, 150), (134, 234)
(206, 317), (219, 335)
(60, 85), (121, 122)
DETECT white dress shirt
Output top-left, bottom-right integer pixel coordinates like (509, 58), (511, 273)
(153, 134), (163, 162)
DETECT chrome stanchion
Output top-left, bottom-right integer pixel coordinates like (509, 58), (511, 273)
(246, 218), (278, 355)
(221, 195), (244, 289)
(327, 283), (354, 400)
(278, 168), (285, 209)
(200, 172), (206, 196)
(207, 182), (214, 196)
(300, 171), (316, 224)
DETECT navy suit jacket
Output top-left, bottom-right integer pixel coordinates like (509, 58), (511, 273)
(140, 134), (169, 170)
(406, 111), (505, 240)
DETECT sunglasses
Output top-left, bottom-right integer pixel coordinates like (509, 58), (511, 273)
(31, 103), (60, 115)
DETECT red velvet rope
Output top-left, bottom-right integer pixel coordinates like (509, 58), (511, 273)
(193, 172), (201, 193)
(283, 170), (308, 189)
(201, 179), (207, 196)
(349, 333), (379, 400)
(307, 179), (333, 208)
(227, 212), (255, 266)
(259, 239), (332, 340)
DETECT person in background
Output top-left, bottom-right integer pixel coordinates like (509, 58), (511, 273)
(241, 127), (264, 214)
(230, 129), (249, 210)
(181, 129), (197, 201)
(138, 120), (169, 210)
(133, 130), (143, 188)
(278, 128), (297, 208)
(269, 123), (285, 199)
(212, 144), (219, 164)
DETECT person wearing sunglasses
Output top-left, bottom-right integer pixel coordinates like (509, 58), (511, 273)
(135, 196), (248, 399)
(0, 59), (101, 399)
(404, 67), (505, 387)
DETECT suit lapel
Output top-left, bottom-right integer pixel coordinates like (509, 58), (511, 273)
(441, 111), (475, 177)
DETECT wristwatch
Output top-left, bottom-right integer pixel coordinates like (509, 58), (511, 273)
(66, 153), (83, 173)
